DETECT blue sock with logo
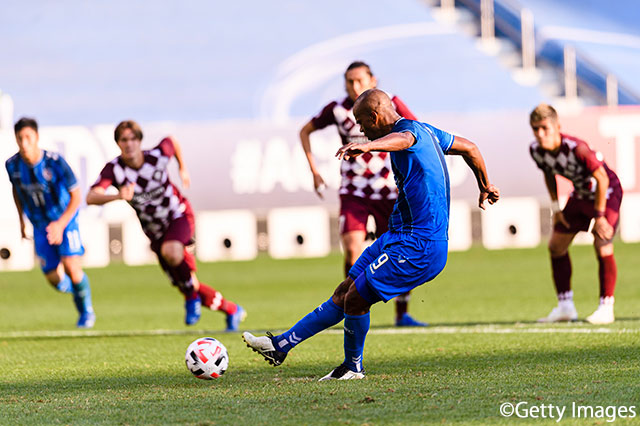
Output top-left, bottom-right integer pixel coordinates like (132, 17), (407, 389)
(274, 298), (344, 353)
(55, 274), (72, 293)
(343, 312), (370, 373)
(71, 274), (94, 314)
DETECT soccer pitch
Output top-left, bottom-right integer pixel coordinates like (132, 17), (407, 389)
(1, 244), (639, 425)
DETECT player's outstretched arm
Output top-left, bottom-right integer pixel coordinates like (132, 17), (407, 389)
(168, 136), (190, 189)
(448, 136), (499, 209)
(11, 187), (28, 239)
(336, 132), (415, 160)
(300, 121), (326, 199)
(86, 184), (134, 205)
(46, 187), (82, 245)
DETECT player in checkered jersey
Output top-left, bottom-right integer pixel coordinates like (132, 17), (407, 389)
(300, 61), (426, 327)
(529, 104), (623, 324)
(87, 120), (246, 330)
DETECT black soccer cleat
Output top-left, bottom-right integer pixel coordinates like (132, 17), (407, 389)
(318, 364), (365, 381)
(242, 331), (287, 366)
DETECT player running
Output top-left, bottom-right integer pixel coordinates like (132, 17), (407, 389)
(300, 61), (426, 327)
(86, 120), (245, 330)
(244, 89), (500, 380)
(529, 104), (622, 324)
(6, 117), (96, 328)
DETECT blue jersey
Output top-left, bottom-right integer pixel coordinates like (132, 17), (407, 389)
(388, 118), (454, 240)
(5, 150), (79, 230)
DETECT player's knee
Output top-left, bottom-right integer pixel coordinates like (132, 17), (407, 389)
(594, 241), (614, 257)
(548, 240), (567, 257)
(161, 244), (184, 266)
(344, 285), (370, 316)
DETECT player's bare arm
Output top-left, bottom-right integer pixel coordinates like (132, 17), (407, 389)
(592, 166), (614, 240)
(11, 187), (27, 239)
(336, 132), (415, 160)
(87, 183), (135, 205)
(299, 120), (326, 198)
(46, 187), (82, 245)
(169, 136), (191, 189)
(448, 136), (500, 209)
(542, 170), (570, 229)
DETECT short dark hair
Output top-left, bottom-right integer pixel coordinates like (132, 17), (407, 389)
(114, 120), (143, 142)
(14, 117), (38, 134)
(345, 61), (373, 77)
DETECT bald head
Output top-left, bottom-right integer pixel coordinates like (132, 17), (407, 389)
(353, 89), (401, 140)
(353, 89), (394, 116)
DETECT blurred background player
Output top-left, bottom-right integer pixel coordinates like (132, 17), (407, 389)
(244, 89), (500, 380)
(529, 104), (622, 324)
(5, 117), (96, 328)
(86, 120), (245, 330)
(299, 61), (426, 327)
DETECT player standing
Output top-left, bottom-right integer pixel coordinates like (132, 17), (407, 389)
(86, 120), (245, 330)
(244, 90), (499, 380)
(529, 104), (622, 324)
(300, 61), (425, 326)
(6, 117), (96, 328)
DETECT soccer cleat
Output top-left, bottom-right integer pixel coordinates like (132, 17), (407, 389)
(537, 304), (578, 323)
(242, 331), (287, 366)
(396, 313), (428, 327)
(225, 305), (247, 332)
(77, 312), (96, 329)
(185, 295), (202, 325)
(586, 304), (614, 324)
(318, 364), (365, 381)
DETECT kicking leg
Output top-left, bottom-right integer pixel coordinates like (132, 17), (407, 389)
(242, 278), (350, 366)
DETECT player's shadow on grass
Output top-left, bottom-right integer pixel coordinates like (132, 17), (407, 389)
(3, 344), (637, 424)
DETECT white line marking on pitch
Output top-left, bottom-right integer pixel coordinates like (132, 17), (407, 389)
(0, 324), (637, 339)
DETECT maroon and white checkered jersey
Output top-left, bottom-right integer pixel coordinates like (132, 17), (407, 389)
(530, 133), (621, 200)
(311, 94), (417, 200)
(92, 137), (192, 242)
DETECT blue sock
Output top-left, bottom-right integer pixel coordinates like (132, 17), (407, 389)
(55, 274), (72, 293)
(274, 298), (344, 353)
(343, 312), (370, 373)
(71, 274), (94, 314)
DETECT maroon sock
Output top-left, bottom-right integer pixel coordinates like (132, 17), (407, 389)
(198, 283), (237, 315)
(598, 255), (617, 298)
(395, 292), (410, 320)
(551, 254), (572, 298)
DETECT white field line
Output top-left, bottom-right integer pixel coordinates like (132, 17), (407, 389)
(0, 324), (638, 339)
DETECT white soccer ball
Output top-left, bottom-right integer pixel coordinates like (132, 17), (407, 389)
(185, 337), (229, 379)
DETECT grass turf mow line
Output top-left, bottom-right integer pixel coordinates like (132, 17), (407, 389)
(1, 323), (639, 339)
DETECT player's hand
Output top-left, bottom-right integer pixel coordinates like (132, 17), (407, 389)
(478, 184), (500, 210)
(336, 142), (369, 160)
(313, 173), (326, 199)
(179, 168), (191, 189)
(593, 216), (614, 241)
(46, 220), (64, 245)
(119, 183), (135, 201)
(552, 211), (570, 229)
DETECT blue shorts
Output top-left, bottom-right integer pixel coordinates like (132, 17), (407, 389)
(348, 231), (448, 303)
(34, 218), (85, 273)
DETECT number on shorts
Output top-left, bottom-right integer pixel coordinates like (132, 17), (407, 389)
(370, 253), (389, 271)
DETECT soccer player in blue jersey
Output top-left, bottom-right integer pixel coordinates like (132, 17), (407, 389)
(244, 89), (499, 380)
(5, 117), (96, 328)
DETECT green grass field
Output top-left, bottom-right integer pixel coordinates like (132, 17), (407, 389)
(1, 243), (639, 425)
